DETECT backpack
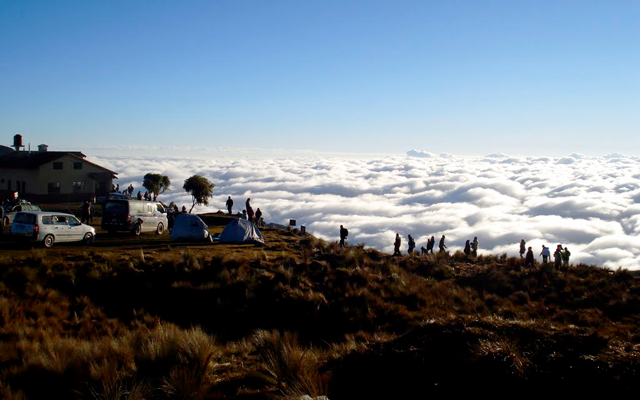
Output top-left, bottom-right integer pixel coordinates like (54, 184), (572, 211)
(343, 228), (348, 237)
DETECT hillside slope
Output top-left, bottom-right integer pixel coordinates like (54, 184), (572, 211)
(1, 226), (639, 399)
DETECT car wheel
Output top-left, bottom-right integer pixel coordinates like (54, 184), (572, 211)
(2, 217), (8, 227)
(83, 232), (94, 245)
(43, 235), (55, 248)
(156, 222), (164, 235)
(133, 223), (142, 236)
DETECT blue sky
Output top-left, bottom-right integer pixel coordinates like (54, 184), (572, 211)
(1, 0), (638, 156)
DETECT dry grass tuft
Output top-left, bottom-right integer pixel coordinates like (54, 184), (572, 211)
(252, 330), (327, 399)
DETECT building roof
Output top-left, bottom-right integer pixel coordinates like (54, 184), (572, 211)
(0, 151), (117, 177)
(0, 145), (14, 156)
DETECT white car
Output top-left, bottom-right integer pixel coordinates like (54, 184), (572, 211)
(10, 211), (96, 248)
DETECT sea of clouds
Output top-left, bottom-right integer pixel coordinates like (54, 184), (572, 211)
(88, 150), (640, 270)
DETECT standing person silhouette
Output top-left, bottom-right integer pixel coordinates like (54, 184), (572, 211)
(519, 239), (526, 258)
(245, 198), (254, 222)
(339, 225), (348, 248)
(393, 233), (401, 256)
(226, 196), (234, 215)
(472, 237), (478, 257)
(525, 247), (535, 267)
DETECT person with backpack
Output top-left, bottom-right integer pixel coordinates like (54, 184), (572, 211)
(393, 233), (401, 256)
(339, 225), (348, 248)
(519, 239), (526, 258)
(408, 234), (415, 254)
(540, 245), (551, 263)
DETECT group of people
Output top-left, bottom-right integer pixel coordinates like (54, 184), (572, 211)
(226, 196), (263, 227)
(337, 228), (575, 268)
(110, 183), (157, 202)
(388, 233), (454, 256)
(166, 203), (189, 232)
(521, 240), (571, 269)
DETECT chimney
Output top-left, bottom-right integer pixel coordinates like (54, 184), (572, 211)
(38, 144), (48, 152)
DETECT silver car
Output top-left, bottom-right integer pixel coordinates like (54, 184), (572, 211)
(10, 211), (96, 248)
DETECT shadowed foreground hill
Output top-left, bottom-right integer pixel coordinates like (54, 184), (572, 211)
(1, 228), (639, 399)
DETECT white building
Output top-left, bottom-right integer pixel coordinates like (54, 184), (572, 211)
(0, 136), (117, 202)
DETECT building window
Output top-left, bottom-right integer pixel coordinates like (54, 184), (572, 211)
(53, 162), (63, 170)
(48, 183), (61, 194)
(74, 162), (82, 170)
(73, 181), (85, 192)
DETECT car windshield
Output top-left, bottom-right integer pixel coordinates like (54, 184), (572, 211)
(14, 213), (36, 225)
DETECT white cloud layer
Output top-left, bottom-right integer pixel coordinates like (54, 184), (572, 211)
(89, 152), (640, 270)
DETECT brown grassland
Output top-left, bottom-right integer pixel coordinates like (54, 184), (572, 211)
(1, 209), (639, 398)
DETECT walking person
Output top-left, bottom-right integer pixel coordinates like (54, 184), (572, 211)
(393, 233), (401, 256)
(439, 235), (447, 253)
(540, 245), (550, 263)
(226, 196), (234, 215)
(408, 234), (415, 254)
(519, 239), (526, 258)
(340, 225), (348, 248)
(472, 237), (478, 257)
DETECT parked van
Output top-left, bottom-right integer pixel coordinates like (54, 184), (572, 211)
(101, 200), (168, 235)
(10, 211), (96, 248)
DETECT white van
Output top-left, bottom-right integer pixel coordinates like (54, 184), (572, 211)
(10, 211), (96, 248)
(101, 199), (168, 235)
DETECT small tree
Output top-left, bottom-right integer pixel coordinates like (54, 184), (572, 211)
(183, 175), (215, 213)
(142, 173), (171, 199)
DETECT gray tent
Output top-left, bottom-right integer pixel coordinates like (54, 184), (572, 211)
(219, 218), (264, 244)
(170, 213), (212, 242)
